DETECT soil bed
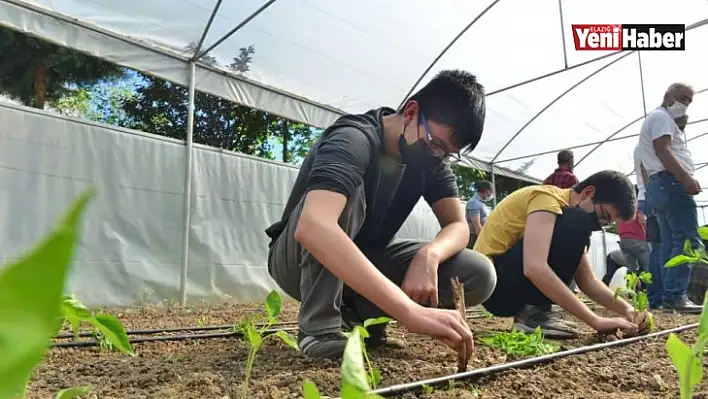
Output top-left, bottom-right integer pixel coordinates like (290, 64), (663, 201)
(29, 300), (704, 398)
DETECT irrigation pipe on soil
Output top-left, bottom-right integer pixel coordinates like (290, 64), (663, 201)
(53, 309), (490, 341)
(54, 321), (299, 339)
(368, 322), (699, 397)
(52, 312), (492, 348)
(51, 326), (300, 348)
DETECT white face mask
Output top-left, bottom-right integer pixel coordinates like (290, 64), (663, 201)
(666, 101), (688, 119)
(483, 193), (494, 202)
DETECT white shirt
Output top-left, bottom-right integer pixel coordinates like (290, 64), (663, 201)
(636, 106), (694, 177)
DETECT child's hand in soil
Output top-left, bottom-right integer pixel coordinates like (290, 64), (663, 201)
(591, 316), (638, 335)
(625, 309), (652, 334)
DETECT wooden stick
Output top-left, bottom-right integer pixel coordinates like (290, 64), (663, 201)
(451, 277), (469, 372)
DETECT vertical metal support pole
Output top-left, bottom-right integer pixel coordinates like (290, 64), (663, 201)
(637, 51), (648, 116)
(179, 62), (197, 307)
(601, 228), (608, 277)
(490, 164), (497, 208)
(702, 206), (706, 225)
(557, 0), (568, 69)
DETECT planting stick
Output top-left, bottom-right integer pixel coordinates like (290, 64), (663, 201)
(451, 277), (469, 372)
(369, 322), (700, 397)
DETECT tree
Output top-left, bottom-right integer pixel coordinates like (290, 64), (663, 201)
(451, 164), (488, 199)
(0, 27), (124, 109)
(50, 80), (137, 126)
(121, 73), (275, 158)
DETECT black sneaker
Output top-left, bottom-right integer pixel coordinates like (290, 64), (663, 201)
(513, 305), (580, 339)
(297, 331), (348, 359)
(663, 295), (703, 314)
(341, 302), (405, 349)
(365, 324), (406, 349)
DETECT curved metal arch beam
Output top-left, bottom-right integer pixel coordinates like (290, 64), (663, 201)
(574, 87), (708, 168)
(191, 0), (224, 60)
(489, 51), (634, 163)
(488, 17), (708, 97)
(197, 0), (278, 59)
(494, 132), (639, 165)
(397, 0), (502, 109)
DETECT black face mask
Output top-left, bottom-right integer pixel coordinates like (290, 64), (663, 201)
(398, 133), (442, 171)
(588, 211), (603, 231)
(577, 202), (603, 231)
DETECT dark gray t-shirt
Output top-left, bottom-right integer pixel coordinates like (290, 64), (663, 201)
(265, 107), (459, 249)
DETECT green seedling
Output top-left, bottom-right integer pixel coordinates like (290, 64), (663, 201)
(55, 386), (91, 399)
(614, 271), (655, 332)
(236, 290), (298, 399)
(480, 327), (558, 357)
(665, 291), (708, 399)
(0, 190), (97, 399)
(60, 294), (134, 355)
(343, 316), (392, 388)
(302, 325), (384, 399)
(421, 384), (434, 395)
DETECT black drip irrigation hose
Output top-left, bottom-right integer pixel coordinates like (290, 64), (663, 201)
(53, 310), (487, 340)
(51, 326), (300, 348)
(368, 322), (699, 397)
(51, 310), (489, 348)
(54, 321), (298, 339)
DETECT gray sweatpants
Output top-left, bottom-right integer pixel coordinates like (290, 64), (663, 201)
(619, 237), (650, 273)
(267, 185), (497, 336)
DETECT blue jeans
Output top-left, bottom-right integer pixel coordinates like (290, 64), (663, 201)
(645, 172), (700, 302)
(640, 200), (663, 307)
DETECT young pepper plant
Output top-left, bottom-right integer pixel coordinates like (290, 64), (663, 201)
(343, 316), (392, 388)
(60, 294), (134, 355)
(614, 270), (655, 332)
(237, 290), (299, 399)
(0, 190), (97, 399)
(302, 325), (385, 399)
(665, 291), (708, 399)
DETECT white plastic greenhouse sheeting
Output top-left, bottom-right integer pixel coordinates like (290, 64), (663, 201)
(0, 102), (438, 307)
(1, 102), (623, 306)
(2, 0), (708, 189)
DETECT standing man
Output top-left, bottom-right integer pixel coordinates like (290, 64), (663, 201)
(637, 83), (704, 313)
(475, 170), (643, 339)
(265, 70), (497, 359)
(466, 180), (494, 249)
(544, 149), (580, 189)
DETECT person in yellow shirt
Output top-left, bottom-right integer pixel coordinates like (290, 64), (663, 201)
(475, 170), (650, 339)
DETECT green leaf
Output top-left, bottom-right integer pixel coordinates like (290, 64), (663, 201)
(55, 386), (92, 399)
(363, 317), (393, 329)
(341, 326), (372, 396)
(88, 314), (135, 356)
(665, 333), (702, 398)
(0, 190), (94, 399)
(264, 290), (282, 320)
(246, 322), (262, 347)
(698, 292), (708, 337)
(60, 295), (92, 319)
(274, 330), (299, 351)
(59, 295), (93, 341)
(302, 380), (322, 399)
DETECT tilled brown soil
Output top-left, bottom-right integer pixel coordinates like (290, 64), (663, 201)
(29, 300), (705, 398)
